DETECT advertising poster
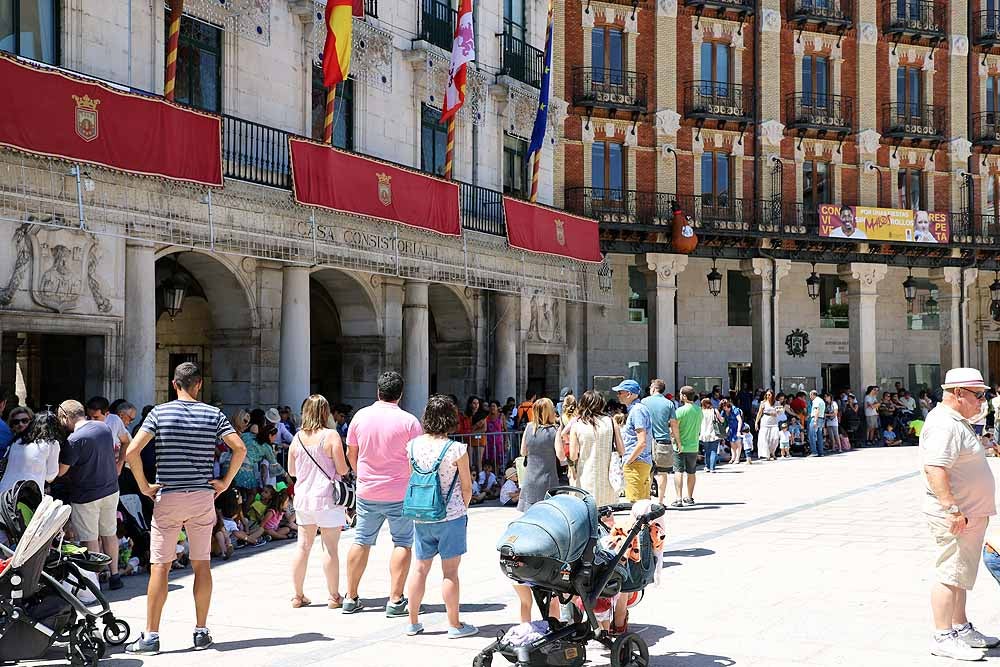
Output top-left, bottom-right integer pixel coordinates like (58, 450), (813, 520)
(817, 204), (949, 243)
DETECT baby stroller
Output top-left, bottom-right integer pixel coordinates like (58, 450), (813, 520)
(0, 481), (131, 666)
(474, 487), (665, 667)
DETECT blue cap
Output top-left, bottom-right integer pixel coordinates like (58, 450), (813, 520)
(611, 380), (641, 395)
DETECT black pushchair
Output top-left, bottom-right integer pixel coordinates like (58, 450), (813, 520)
(0, 481), (131, 666)
(474, 487), (664, 667)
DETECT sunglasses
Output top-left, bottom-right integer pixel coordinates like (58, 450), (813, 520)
(11, 417), (29, 426)
(961, 388), (988, 400)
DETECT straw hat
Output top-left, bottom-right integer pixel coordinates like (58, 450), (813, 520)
(941, 368), (989, 391)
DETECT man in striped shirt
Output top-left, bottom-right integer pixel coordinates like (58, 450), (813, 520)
(124, 362), (246, 656)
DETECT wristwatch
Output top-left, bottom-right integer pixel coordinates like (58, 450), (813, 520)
(945, 504), (962, 516)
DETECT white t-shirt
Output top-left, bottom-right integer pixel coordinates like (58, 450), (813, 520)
(478, 471), (498, 491)
(920, 404), (997, 519)
(864, 395), (878, 417)
(104, 413), (130, 442)
(829, 226), (867, 239)
(406, 435), (468, 522)
(500, 480), (518, 505)
(811, 397), (826, 420)
(778, 430), (790, 446)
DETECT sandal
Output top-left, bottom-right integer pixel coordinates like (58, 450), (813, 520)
(328, 594), (343, 609)
(291, 595), (312, 608)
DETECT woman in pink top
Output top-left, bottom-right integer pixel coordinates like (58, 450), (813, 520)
(484, 400), (506, 467)
(287, 394), (349, 609)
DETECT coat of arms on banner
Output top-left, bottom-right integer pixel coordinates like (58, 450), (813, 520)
(376, 172), (392, 207)
(554, 219), (566, 246)
(29, 227), (93, 313)
(785, 328), (810, 358)
(72, 94), (100, 142)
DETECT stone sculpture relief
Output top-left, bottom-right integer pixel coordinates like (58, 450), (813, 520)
(527, 294), (562, 344)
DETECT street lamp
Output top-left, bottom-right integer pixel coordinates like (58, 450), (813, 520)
(806, 263), (821, 300)
(706, 259), (722, 297)
(990, 272), (1000, 322)
(902, 268), (917, 304)
(161, 254), (188, 320)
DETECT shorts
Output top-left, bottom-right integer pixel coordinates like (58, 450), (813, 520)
(71, 492), (120, 542)
(866, 415), (880, 429)
(623, 461), (652, 502)
(652, 442), (674, 474)
(414, 515), (468, 561)
(927, 514), (989, 590)
(354, 498), (414, 548)
(296, 505), (347, 529)
(150, 490), (216, 564)
(676, 452), (699, 475)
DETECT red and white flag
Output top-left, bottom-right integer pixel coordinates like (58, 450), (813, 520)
(441, 0), (475, 122)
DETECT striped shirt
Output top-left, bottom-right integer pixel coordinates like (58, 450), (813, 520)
(140, 400), (235, 494)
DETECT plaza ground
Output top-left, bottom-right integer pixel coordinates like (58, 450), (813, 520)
(23, 447), (1000, 667)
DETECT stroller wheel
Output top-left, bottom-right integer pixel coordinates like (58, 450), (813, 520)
(472, 653), (493, 667)
(103, 618), (131, 646)
(610, 632), (649, 667)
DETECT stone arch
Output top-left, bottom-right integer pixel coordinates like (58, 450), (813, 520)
(428, 283), (477, 400)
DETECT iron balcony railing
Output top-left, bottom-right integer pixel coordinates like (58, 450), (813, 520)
(785, 93), (853, 132)
(881, 103), (945, 139)
(365, 0), (378, 18)
(788, 0), (853, 25)
(571, 67), (648, 111)
(682, 0), (754, 12)
(682, 194), (757, 233)
(882, 0), (946, 37)
(974, 10), (1000, 45)
(418, 0), (456, 52)
(684, 81), (753, 121)
(950, 213), (999, 244)
(564, 188), (675, 225)
(460, 182), (506, 236)
(972, 112), (1000, 147)
(498, 22), (545, 88)
(222, 115), (292, 189)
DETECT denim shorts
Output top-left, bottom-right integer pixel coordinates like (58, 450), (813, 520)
(414, 515), (468, 561)
(354, 498), (414, 548)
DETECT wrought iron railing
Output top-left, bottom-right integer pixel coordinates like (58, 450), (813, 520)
(571, 67), (648, 110)
(682, 0), (754, 10)
(460, 182), (506, 236)
(222, 115), (292, 189)
(682, 194), (756, 233)
(786, 93), (853, 131)
(418, 0), (456, 51)
(498, 24), (546, 88)
(882, 0), (945, 36)
(974, 10), (1000, 44)
(881, 103), (945, 138)
(365, 0), (378, 18)
(972, 112), (1000, 145)
(788, 0), (852, 23)
(564, 188), (675, 225)
(684, 81), (753, 120)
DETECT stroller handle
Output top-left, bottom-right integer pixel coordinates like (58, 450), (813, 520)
(545, 486), (592, 500)
(645, 503), (666, 521)
(598, 502), (667, 522)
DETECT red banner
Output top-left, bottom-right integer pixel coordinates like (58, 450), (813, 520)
(290, 138), (461, 236)
(0, 54), (222, 186)
(503, 197), (602, 262)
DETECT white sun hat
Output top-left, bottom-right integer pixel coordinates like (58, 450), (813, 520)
(941, 368), (989, 391)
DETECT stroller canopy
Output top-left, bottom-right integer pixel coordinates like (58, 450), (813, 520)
(497, 492), (598, 564)
(0, 480), (42, 540)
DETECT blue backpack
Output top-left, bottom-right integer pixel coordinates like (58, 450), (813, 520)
(402, 439), (459, 522)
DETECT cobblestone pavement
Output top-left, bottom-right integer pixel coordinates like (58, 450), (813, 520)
(21, 448), (1000, 666)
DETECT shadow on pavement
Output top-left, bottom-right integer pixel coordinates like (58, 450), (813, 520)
(157, 632), (333, 655)
(422, 602), (507, 614)
(663, 548), (715, 558)
(651, 650), (735, 666)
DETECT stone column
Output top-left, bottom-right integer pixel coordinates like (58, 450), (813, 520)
(493, 292), (520, 403)
(278, 266), (311, 410)
(838, 263), (889, 393)
(401, 280), (429, 416)
(643, 254), (688, 389)
(124, 241), (156, 408)
(741, 258), (792, 390)
(932, 267), (978, 370)
(563, 301), (583, 395)
(381, 277), (405, 373)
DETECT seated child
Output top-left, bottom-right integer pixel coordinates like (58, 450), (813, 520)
(470, 478), (486, 505)
(788, 419), (803, 448)
(883, 423), (902, 447)
(220, 489), (266, 548)
(778, 422), (791, 458)
(262, 488), (295, 540)
(499, 468), (520, 506)
(478, 463), (499, 499)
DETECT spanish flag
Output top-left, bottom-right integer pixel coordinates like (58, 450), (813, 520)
(322, 0), (358, 88)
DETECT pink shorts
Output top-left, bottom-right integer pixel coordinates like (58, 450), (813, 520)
(150, 490), (216, 564)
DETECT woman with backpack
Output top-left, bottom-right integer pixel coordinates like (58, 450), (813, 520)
(402, 394), (476, 639)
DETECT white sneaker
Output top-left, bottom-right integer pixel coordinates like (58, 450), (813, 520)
(930, 631), (986, 661)
(956, 623), (1000, 649)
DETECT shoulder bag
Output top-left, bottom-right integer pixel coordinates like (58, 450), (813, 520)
(608, 418), (624, 493)
(296, 432), (356, 510)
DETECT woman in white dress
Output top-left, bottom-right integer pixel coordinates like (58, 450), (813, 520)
(569, 390), (624, 508)
(0, 411), (61, 495)
(755, 389), (780, 461)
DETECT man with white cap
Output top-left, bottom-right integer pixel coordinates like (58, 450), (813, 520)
(920, 367), (999, 660)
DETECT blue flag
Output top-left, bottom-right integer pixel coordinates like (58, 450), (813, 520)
(528, 8), (554, 156)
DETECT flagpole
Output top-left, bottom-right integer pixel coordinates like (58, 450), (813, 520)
(324, 86), (337, 144)
(529, 150), (541, 203)
(164, 0), (184, 101)
(444, 117), (456, 180)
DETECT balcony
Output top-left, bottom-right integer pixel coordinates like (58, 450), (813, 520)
(459, 182), (505, 236)
(787, 0), (853, 30)
(881, 0), (946, 45)
(972, 112), (1000, 150)
(364, 0), (378, 18)
(571, 67), (647, 114)
(684, 81), (753, 126)
(682, 0), (754, 18)
(564, 188), (674, 225)
(881, 103), (945, 143)
(974, 11), (1000, 48)
(785, 93), (853, 136)
(416, 0), (456, 52)
(498, 26), (545, 89)
(683, 194), (756, 233)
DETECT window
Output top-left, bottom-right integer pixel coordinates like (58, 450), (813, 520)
(627, 362), (649, 389)
(420, 104), (448, 176)
(819, 274), (848, 328)
(988, 74), (1000, 124)
(591, 26), (624, 83)
(727, 270), (751, 327)
(174, 16), (222, 113)
(504, 0), (525, 40)
(987, 174), (999, 218)
(802, 55), (829, 107)
(686, 377), (724, 395)
(897, 168), (924, 210)
(700, 42), (730, 86)
(311, 66), (354, 150)
(701, 152), (730, 204)
(628, 266), (647, 323)
(896, 65), (922, 119)
(802, 161), (832, 209)
(907, 279), (940, 330)
(908, 364), (940, 395)
(591, 141), (625, 197)
(503, 133), (529, 197)
(0, 0), (58, 63)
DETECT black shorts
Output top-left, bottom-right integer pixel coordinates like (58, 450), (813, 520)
(676, 452), (699, 475)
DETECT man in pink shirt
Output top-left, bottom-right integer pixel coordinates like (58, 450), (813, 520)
(343, 371), (423, 616)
